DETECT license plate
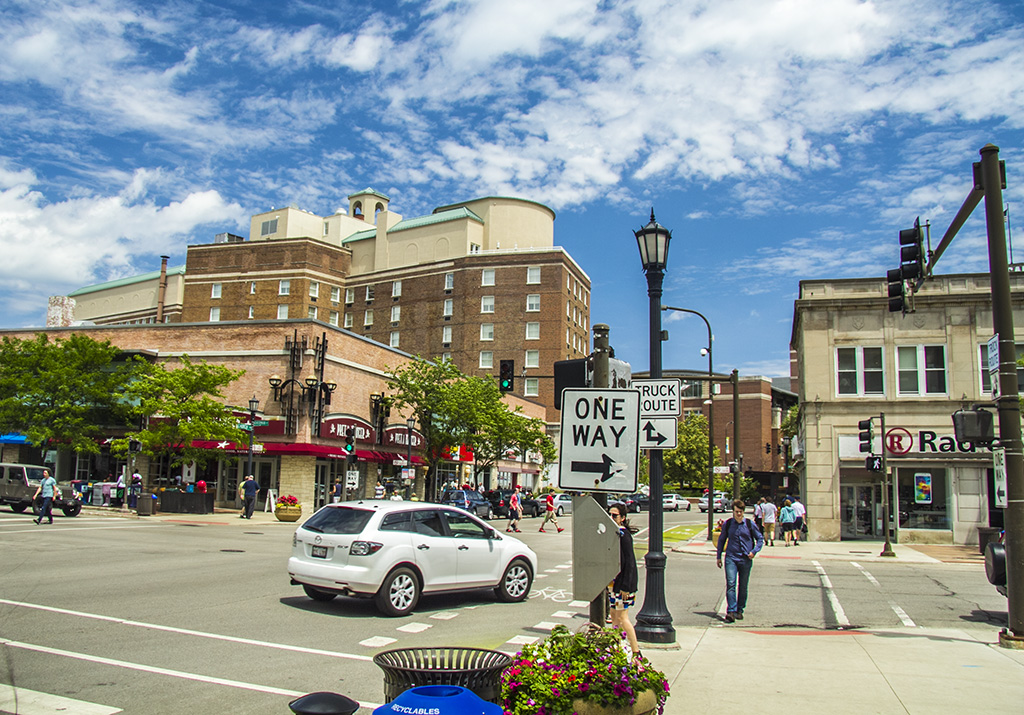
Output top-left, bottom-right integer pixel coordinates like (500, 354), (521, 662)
(311, 545), (328, 559)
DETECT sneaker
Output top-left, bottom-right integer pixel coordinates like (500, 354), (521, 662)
(506, 528), (513, 532)
(557, 528), (564, 533)
(539, 528), (546, 532)
(735, 612), (744, 620)
(514, 528), (521, 532)
(33, 518), (39, 525)
(724, 613), (735, 623)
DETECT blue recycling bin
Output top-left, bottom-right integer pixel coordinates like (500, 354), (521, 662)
(373, 685), (502, 715)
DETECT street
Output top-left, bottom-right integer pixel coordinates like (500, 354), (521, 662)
(0, 507), (1010, 714)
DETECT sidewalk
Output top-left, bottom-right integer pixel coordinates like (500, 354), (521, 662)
(643, 624), (1024, 714)
(81, 504), (290, 526)
(672, 531), (943, 563)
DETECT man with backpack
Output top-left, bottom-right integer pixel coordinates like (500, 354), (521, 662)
(716, 499), (764, 623)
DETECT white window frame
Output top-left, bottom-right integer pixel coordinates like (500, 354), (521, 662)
(526, 294), (540, 312)
(979, 343), (1024, 393)
(526, 322), (540, 340)
(330, 286), (341, 303)
(444, 273), (454, 290)
(525, 349), (540, 368)
(343, 313), (353, 329)
(480, 323), (494, 341)
(482, 269), (495, 286)
(392, 280), (402, 298)
(278, 279), (290, 296)
(897, 345), (947, 396)
(329, 311), (339, 326)
(479, 351), (494, 369)
(365, 285), (375, 301)
(309, 281), (320, 299)
(524, 378), (539, 397)
(481, 295), (495, 313)
(211, 283), (222, 299)
(277, 304), (289, 320)
(345, 287), (355, 304)
(527, 266), (541, 284)
(248, 305), (255, 319)
(364, 309), (374, 327)
(209, 307), (221, 321)
(308, 306), (318, 320)
(250, 281), (256, 294)
(442, 326), (452, 344)
(390, 331), (400, 348)
(260, 218), (278, 236)
(391, 305), (401, 323)
(836, 346), (885, 396)
(443, 298), (454, 317)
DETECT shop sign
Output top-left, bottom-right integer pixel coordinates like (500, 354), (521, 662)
(383, 426), (423, 450)
(841, 429), (996, 458)
(320, 416), (374, 442)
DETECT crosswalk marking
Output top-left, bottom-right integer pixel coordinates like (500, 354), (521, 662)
(812, 560), (850, 627)
(0, 684), (122, 715)
(851, 562), (917, 627)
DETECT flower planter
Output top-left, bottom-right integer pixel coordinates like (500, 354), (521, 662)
(275, 505), (302, 522)
(572, 689), (658, 715)
(711, 530), (722, 544)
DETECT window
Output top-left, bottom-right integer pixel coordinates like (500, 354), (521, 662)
(329, 311), (339, 326)
(979, 343), (1024, 393)
(277, 305), (289, 320)
(211, 283), (222, 299)
(391, 305), (401, 323)
(330, 286), (341, 303)
(309, 281), (320, 299)
(250, 281), (256, 294)
(525, 349), (539, 368)
(897, 345), (947, 395)
(392, 280), (402, 298)
(526, 322), (540, 340)
(444, 273), (454, 290)
(308, 306), (317, 320)
(527, 266), (541, 284)
(442, 326), (452, 344)
(482, 269), (495, 286)
(323, 221), (329, 236)
(344, 313), (353, 329)
(527, 294), (540, 312)
(470, 243), (481, 254)
(836, 347), (884, 396)
(260, 218), (278, 236)
(480, 351), (494, 369)
(567, 300), (571, 318)
(480, 323), (494, 341)
(481, 296), (494, 313)
(390, 332), (400, 348)
(896, 467), (949, 530)
(209, 307), (220, 321)
(248, 305), (255, 319)
(524, 378), (539, 397)
(279, 279), (290, 295)
(443, 298), (454, 317)
(365, 285), (375, 301)
(345, 288), (355, 304)
(364, 310), (374, 327)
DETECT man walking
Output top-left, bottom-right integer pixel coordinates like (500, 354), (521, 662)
(716, 500), (764, 622)
(761, 498), (778, 546)
(506, 485), (523, 533)
(33, 469), (57, 525)
(792, 496), (806, 543)
(239, 475), (259, 519)
(539, 492), (564, 533)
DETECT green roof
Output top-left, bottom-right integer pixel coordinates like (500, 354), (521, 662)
(388, 207), (483, 233)
(68, 265), (186, 296)
(347, 187), (390, 201)
(341, 228), (377, 244)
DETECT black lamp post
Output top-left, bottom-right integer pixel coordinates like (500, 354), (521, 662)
(406, 417), (416, 499)
(633, 209), (676, 644)
(246, 394), (259, 481)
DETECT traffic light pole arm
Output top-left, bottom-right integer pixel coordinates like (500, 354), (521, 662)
(917, 186), (983, 290)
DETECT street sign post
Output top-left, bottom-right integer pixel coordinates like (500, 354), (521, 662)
(994, 447), (1008, 508)
(638, 417), (678, 449)
(253, 420), (270, 427)
(571, 495), (622, 601)
(558, 388), (640, 493)
(632, 378), (682, 418)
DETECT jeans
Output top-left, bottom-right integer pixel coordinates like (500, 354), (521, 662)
(38, 496), (53, 523)
(724, 556), (753, 614)
(244, 495), (257, 519)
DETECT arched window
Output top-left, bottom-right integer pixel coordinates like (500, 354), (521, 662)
(353, 201), (363, 217)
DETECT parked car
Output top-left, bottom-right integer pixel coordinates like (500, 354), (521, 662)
(439, 489), (494, 519)
(622, 493), (650, 513)
(551, 493), (573, 516)
(698, 492), (732, 513)
(485, 489), (541, 518)
(0, 463), (82, 517)
(289, 501), (537, 616)
(663, 494), (691, 511)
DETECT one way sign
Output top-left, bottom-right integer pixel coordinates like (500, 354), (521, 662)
(558, 389), (639, 493)
(639, 417), (677, 450)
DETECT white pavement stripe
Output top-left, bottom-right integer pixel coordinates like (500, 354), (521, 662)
(359, 636), (397, 648)
(812, 560), (850, 627)
(0, 683), (122, 715)
(0, 598), (372, 662)
(568, 600), (589, 608)
(0, 637), (380, 709)
(429, 611), (459, 620)
(0, 524), (164, 535)
(551, 611), (577, 619)
(532, 622), (558, 632)
(506, 635), (539, 645)
(554, 564), (571, 569)
(397, 623), (431, 633)
(850, 562), (917, 627)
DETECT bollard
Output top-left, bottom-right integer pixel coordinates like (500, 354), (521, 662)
(373, 685), (502, 715)
(288, 691), (359, 715)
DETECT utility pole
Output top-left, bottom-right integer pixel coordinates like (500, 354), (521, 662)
(589, 324), (610, 628)
(732, 369), (740, 500)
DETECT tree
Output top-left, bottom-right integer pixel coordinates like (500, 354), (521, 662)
(112, 355), (248, 469)
(0, 333), (138, 453)
(662, 412), (721, 492)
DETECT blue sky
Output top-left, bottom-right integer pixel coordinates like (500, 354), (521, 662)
(2, 0), (1023, 379)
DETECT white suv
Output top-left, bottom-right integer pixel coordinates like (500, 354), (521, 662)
(288, 500), (537, 617)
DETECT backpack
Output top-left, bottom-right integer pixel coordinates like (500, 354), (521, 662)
(722, 518), (759, 555)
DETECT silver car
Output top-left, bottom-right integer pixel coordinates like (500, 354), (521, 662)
(551, 493), (573, 516)
(288, 500), (537, 617)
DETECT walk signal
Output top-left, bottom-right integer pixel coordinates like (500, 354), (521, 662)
(499, 359), (514, 393)
(865, 455), (882, 472)
(858, 418), (874, 453)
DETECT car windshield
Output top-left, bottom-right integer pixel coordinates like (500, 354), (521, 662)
(25, 467), (47, 485)
(301, 506), (375, 535)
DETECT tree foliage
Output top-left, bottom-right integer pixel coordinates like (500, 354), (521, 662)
(0, 333), (138, 452)
(662, 412), (721, 492)
(112, 355), (248, 468)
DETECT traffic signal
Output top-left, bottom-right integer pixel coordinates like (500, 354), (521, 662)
(858, 418), (874, 453)
(865, 455), (882, 472)
(499, 359), (514, 393)
(886, 267), (906, 313)
(899, 217), (925, 281)
(344, 428), (354, 454)
(765, 442), (771, 454)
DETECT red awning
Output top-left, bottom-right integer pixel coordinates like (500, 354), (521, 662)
(355, 449), (386, 462)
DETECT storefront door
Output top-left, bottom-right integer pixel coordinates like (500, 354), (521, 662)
(314, 462), (330, 511)
(841, 484), (877, 539)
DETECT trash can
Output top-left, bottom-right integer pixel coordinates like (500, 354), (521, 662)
(373, 685), (502, 715)
(136, 493), (156, 516)
(978, 526), (1002, 554)
(372, 647), (512, 704)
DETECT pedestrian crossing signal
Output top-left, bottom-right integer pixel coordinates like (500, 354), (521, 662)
(865, 455), (882, 472)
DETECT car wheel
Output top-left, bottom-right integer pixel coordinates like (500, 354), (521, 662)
(496, 559), (533, 602)
(686, 503), (692, 511)
(302, 584), (338, 602)
(62, 502), (82, 517)
(556, 506), (564, 517)
(487, 508), (495, 520)
(700, 508), (707, 513)
(10, 504), (27, 513)
(376, 567), (420, 617)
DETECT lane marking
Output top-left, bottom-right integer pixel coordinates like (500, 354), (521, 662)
(0, 524), (164, 535)
(812, 560), (850, 628)
(0, 638), (380, 709)
(359, 636), (397, 648)
(0, 683), (122, 715)
(531, 621), (558, 632)
(850, 562), (917, 627)
(429, 611), (459, 620)
(0, 598), (372, 662)
(397, 623), (431, 633)
(506, 635), (539, 645)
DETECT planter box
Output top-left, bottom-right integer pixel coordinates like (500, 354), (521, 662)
(275, 506), (302, 522)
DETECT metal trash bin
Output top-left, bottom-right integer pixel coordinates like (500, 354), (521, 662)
(372, 647), (512, 704)
(136, 493), (156, 516)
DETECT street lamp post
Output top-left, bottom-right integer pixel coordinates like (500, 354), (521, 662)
(406, 417), (416, 499)
(246, 395), (259, 481)
(633, 210), (675, 644)
(663, 305), (714, 545)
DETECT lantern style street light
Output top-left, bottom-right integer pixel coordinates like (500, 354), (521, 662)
(633, 210), (676, 644)
(406, 416), (416, 499)
(246, 395), (260, 481)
